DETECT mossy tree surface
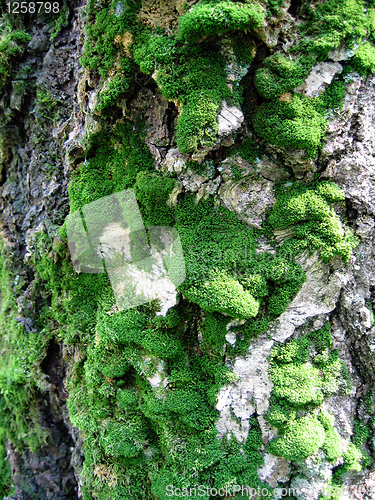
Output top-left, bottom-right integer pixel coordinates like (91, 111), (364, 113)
(0, 0), (370, 497)
(266, 322), (370, 478)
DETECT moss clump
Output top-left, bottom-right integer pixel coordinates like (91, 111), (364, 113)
(182, 268), (260, 319)
(266, 323), (351, 462)
(175, 195), (305, 331)
(352, 42), (375, 75)
(298, 0), (375, 59)
(268, 415), (326, 460)
(319, 410), (343, 461)
(267, 180), (357, 263)
(0, 25), (30, 93)
(67, 122), (154, 213)
(252, 94), (327, 157)
(254, 54), (313, 100)
(134, 171), (177, 227)
(178, 1), (265, 43)
(133, 31), (239, 154)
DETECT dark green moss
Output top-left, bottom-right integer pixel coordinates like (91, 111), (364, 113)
(0, 23), (30, 93)
(254, 54), (313, 100)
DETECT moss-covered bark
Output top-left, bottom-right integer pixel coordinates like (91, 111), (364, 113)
(0, 0), (375, 498)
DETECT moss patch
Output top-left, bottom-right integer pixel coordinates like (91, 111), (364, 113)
(266, 323), (352, 462)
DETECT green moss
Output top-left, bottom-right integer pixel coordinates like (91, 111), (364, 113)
(133, 31), (239, 154)
(67, 122), (154, 213)
(81, 0), (139, 78)
(116, 388), (139, 411)
(352, 42), (375, 75)
(50, 5), (69, 41)
(202, 311), (229, 351)
(182, 268), (260, 319)
(252, 94), (327, 157)
(313, 79), (346, 112)
(80, 0), (140, 111)
(254, 54), (313, 100)
(134, 171), (177, 227)
(267, 180), (357, 263)
(268, 415), (326, 461)
(0, 24), (31, 93)
(36, 86), (57, 112)
(297, 0), (375, 59)
(0, 240), (52, 455)
(319, 410), (343, 461)
(96, 65), (133, 112)
(267, 0), (284, 16)
(266, 323), (351, 463)
(100, 419), (148, 458)
(334, 442), (362, 479)
(352, 419), (371, 447)
(178, 1), (265, 43)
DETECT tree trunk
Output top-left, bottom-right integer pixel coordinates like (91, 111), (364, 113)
(1, 0), (375, 498)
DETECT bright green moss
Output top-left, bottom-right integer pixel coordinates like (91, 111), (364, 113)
(268, 415), (326, 461)
(335, 442), (362, 476)
(178, 1), (265, 43)
(352, 42), (375, 75)
(252, 94), (327, 157)
(266, 323), (351, 463)
(271, 363), (326, 406)
(319, 410), (343, 461)
(267, 180), (357, 263)
(133, 31), (238, 154)
(254, 54), (313, 99)
(298, 0), (375, 59)
(182, 268), (259, 319)
(177, 93), (221, 153)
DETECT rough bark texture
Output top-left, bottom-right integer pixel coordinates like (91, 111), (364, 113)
(1, 0), (375, 499)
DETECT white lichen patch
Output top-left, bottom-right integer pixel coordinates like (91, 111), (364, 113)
(217, 101), (244, 136)
(215, 337), (275, 442)
(294, 62), (343, 98)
